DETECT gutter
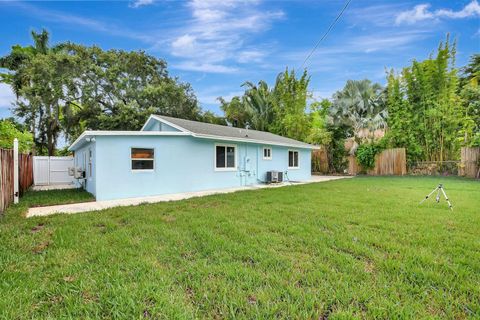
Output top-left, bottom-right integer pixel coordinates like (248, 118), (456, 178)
(69, 130), (319, 152)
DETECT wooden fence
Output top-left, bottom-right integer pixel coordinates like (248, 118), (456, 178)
(311, 146), (329, 174)
(0, 149), (34, 213)
(348, 148), (407, 176)
(0, 149), (14, 213)
(19, 153), (33, 195)
(459, 147), (480, 179)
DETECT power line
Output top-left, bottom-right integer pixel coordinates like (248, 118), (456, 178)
(301, 0), (352, 69)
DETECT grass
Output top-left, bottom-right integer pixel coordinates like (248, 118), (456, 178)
(0, 177), (479, 319)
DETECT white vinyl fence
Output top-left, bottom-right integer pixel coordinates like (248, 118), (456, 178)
(33, 156), (74, 186)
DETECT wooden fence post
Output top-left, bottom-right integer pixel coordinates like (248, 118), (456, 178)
(13, 138), (19, 204)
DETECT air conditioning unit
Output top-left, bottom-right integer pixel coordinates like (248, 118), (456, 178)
(266, 170), (283, 183)
(74, 167), (86, 179)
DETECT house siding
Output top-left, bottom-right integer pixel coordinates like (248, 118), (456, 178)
(92, 135), (311, 201)
(73, 141), (96, 196)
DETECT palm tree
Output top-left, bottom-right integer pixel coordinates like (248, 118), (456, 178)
(330, 79), (387, 143)
(241, 80), (275, 131)
(0, 29), (51, 97)
(0, 29), (57, 155)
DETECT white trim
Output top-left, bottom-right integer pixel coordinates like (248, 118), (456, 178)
(193, 133), (318, 150)
(70, 119), (319, 151)
(263, 147), (272, 160)
(214, 143), (237, 172)
(141, 115), (192, 133)
(288, 149), (300, 169)
(130, 147), (155, 172)
(68, 131), (190, 151)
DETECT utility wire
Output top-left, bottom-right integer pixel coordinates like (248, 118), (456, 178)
(301, 0), (352, 69)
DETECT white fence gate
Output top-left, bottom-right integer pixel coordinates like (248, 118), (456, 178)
(33, 156), (74, 186)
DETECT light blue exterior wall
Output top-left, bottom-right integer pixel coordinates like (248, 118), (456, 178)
(143, 120), (180, 132)
(87, 135), (311, 201)
(73, 141), (96, 195)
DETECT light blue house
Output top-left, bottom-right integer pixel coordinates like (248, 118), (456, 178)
(68, 115), (318, 201)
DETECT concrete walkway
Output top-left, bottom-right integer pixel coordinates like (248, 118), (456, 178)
(31, 183), (77, 191)
(26, 175), (351, 218)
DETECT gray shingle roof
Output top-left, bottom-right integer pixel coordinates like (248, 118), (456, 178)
(155, 115), (316, 149)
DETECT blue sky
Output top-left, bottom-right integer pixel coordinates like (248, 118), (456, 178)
(0, 0), (479, 119)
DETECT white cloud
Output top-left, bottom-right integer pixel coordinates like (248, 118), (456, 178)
(0, 83), (15, 109)
(351, 32), (429, 53)
(129, 0), (155, 8)
(396, 0), (480, 25)
(436, 0), (480, 18)
(395, 4), (434, 25)
(169, 0), (284, 72)
(174, 62), (238, 73)
(237, 50), (266, 63)
(196, 89), (243, 105)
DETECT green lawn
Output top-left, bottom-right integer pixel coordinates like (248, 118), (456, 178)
(0, 177), (479, 319)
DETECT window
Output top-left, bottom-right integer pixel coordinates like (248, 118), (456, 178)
(288, 150), (299, 169)
(131, 148), (154, 170)
(215, 145), (236, 170)
(263, 147), (272, 160)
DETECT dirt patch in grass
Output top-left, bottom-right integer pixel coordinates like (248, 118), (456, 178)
(31, 223), (45, 233)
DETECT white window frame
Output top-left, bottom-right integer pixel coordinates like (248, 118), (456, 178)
(131, 147), (155, 172)
(288, 150), (300, 169)
(263, 147), (272, 160)
(214, 143), (237, 171)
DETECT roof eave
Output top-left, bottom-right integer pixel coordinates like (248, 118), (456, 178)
(192, 133), (318, 149)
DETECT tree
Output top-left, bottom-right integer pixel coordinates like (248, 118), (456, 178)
(329, 79), (387, 144)
(459, 54), (480, 147)
(219, 68), (315, 142)
(219, 96), (250, 128)
(219, 80), (274, 131)
(61, 43), (201, 141)
(0, 119), (33, 153)
(200, 111), (226, 125)
(386, 37), (462, 162)
(271, 68), (311, 141)
(241, 80), (275, 131)
(1, 31), (204, 154)
(0, 29), (59, 154)
(0, 29), (78, 156)
(306, 99), (332, 146)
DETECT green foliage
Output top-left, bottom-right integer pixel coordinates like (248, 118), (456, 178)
(271, 69), (311, 141)
(1, 30), (203, 155)
(200, 111), (226, 125)
(59, 43), (201, 140)
(219, 68), (312, 141)
(306, 99), (332, 146)
(0, 119), (33, 152)
(458, 54), (480, 147)
(219, 96), (250, 128)
(356, 142), (384, 170)
(385, 37), (462, 162)
(329, 79), (386, 143)
(326, 123), (349, 172)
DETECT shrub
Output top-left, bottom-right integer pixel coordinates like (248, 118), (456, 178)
(356, 141), (386, 170)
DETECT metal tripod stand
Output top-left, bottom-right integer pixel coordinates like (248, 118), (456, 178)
(419, 184), (453, 211)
